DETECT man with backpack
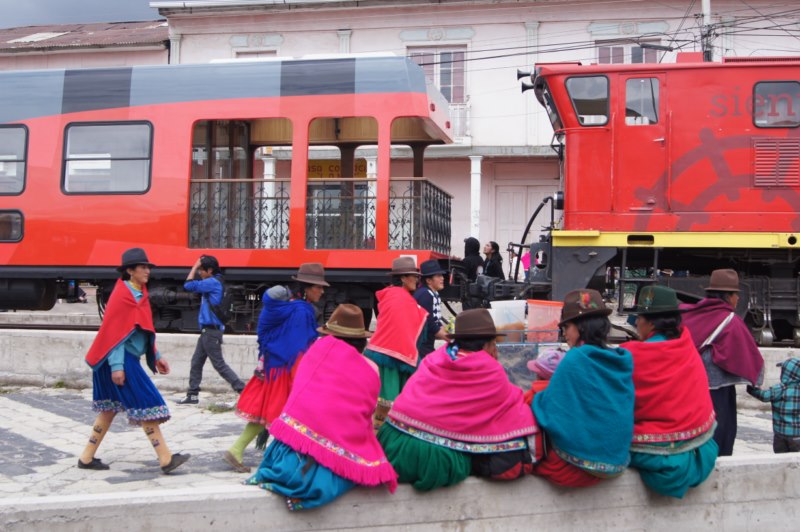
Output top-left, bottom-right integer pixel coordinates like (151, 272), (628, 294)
(177, 256), (246, 405)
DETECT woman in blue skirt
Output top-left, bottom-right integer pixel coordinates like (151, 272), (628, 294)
(78, 248), (190, 474)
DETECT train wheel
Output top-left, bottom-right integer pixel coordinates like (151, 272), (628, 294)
(756, 329), (774, 347)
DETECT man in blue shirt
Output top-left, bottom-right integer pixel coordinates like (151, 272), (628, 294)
(177, 256), (245, 405)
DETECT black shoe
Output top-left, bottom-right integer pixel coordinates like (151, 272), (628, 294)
(78, 457), (110, 470)
(161, 453), (191, 474)
(176, 394), (198, 405)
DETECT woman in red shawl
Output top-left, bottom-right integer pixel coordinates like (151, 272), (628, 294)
(246, 304), (397, 510)
(622, 285), (718, 498)
(378, 309), (539, 491)
(79, 248), (189, 474)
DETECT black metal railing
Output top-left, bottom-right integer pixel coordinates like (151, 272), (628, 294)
(189, 177), (451, 255)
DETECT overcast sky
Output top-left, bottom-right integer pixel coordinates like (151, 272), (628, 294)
(0, 0), (160, 29)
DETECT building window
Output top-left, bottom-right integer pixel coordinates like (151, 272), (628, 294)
(408, 46), (466, 103)
(597, 41), (659, 64)
(63, 122), (152, 194)
(754, 81), (800, 128)
(0, 125), (27, 195)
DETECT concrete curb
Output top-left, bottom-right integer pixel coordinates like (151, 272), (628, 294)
(2, 456), (799, 531)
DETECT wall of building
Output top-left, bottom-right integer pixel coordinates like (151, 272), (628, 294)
(0, 48), (167, 70)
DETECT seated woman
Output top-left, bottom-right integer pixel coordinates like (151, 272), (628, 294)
(378, 309), (539, 491)
(532, 289), (635, 487)
(246, 304), (398, 510)
(621, 285), (718, 498)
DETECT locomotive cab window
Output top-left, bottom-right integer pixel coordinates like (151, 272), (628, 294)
(566, 76), (609, 126)
(625, 78), (659, 125)
(754, 82), (800, 128)
(63, 122), (152, 194)
(0, 210), (23, 242)
(0, 125), (27, 195)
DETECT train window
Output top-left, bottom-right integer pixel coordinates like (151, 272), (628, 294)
(63, 122), (152, 194)
(0, 125), (27, 195)
(0, 210), (22, 242)
(625, 78), (659, 125)
(754, 82), (800, 128)
(565, 76), (609, 126)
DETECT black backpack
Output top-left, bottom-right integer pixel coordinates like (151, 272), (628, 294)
(209, 276), (234, 325)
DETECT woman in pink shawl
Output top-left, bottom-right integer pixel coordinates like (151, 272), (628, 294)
(378, 309), (540, 491)
(246, 304), (397, 510)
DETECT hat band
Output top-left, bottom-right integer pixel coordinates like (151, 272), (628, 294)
(325, 322), (366, 336)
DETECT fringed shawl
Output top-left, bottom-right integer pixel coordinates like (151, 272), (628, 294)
(681, 298), (763, 385)
(388, 345), (538, 453)
(366, 286), (428, 367)
(85, 279), (157, 372)
(622, 328), (716, 443)
(269, 335), (398, 491)
(532, 343), (634, 476)
(257, 295), (318, 375)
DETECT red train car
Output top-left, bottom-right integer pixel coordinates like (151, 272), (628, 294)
(0, 56), (453, 330)
(516, 52), (800, 345)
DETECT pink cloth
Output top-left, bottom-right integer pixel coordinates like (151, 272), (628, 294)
(366, 286), (428, 367)
(389, 345), (538, 443)
(520, 252), (531, 270)
(680, 298), (763, 385)
(269, 335), (398, 491)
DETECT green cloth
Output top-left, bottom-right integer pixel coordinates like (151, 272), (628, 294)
(377, 423), (471, 491)
(629, 437), (719, 498)
(364, 348), (416, 402)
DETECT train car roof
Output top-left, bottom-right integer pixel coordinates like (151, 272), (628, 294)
(0, 56), (447, 128)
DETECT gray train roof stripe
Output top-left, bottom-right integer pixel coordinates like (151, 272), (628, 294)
(1, 57), (427, 123)
(62, 68), (132, 115)
(0, 70), (64, 123)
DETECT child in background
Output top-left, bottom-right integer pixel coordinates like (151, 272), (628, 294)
(523, 346), (566, 404)
(747, 358), (800, 453)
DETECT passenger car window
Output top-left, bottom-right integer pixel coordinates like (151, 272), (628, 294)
(566, 76), (609, 126)
(754, 82), (800, 128)
(63, 122), (152, 194)
(0, 126), (27, 195)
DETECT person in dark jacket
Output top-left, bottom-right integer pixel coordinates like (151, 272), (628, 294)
(462, 237), (483, 282)
(483, 241), (505, 280)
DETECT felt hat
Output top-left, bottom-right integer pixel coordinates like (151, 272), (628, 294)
(118, 248), (155, 272)
(704, 269), (740, 292)
(447, 308), (505, 339)
(527, 346), (566, 379)
(317, 303), (372, 338)
(389, 256), (420, 276)
(292, 263), (330, 287)
(419, 259), (447, 277)
(558, 289), (611, 326)
(633, 285), (680, 315)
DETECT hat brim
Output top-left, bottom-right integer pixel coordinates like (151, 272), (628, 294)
(117, 262), (156, 272)
(388, 271), (421, 277)
(292, 275), (330, 287)
(703, 286), (740, 292)
(446, 331), (506, 340)
(632, 307), (684, 316)
(316, 326), (372, 338)
(558, 308), (611, 326)
(421, 269), (447, 276)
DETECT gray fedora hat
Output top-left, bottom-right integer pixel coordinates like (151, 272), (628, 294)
(117, 248), (155, 272)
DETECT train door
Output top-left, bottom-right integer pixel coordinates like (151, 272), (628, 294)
(612, 74), (667, 215)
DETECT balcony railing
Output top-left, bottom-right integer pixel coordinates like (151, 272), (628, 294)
(189, 178), (451, 255)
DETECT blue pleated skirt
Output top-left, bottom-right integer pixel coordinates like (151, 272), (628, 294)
(245, 440), (355, 511)
(629, 437), (719, 498)
(92, 353), (170, 426)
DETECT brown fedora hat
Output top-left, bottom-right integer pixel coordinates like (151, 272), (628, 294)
(704, 269), (740, 292)
(447, 308), (506, 339)
(558, 289), (611, 326)
(292, 262), (330, 287)
(389, 256), (420, 276)
(317, 303), (372, 338)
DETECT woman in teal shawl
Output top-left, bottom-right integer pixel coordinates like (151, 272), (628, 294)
(532, 289), (635, 487)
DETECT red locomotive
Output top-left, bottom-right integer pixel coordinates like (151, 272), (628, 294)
(0, 56), (453, 331)
(512, 52), (800, 345)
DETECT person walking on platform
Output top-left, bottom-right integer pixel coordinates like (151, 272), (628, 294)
(78, 248), (190, 474)
(177, 255), (245, 405)
(363, 257), (429, 431)
(747, 357), (800, 454)
(681, 269), (764, 456)
(414, 259), (449, 358)
(223, 263), (327, 473)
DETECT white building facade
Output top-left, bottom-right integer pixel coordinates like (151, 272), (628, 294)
(151, 0), (800, 260)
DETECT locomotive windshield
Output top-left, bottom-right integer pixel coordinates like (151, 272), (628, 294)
(534, 80), (563, 132)
(565, 75), (609, 126)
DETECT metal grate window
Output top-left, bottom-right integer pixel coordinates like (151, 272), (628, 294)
(753, 138), (800, 187)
